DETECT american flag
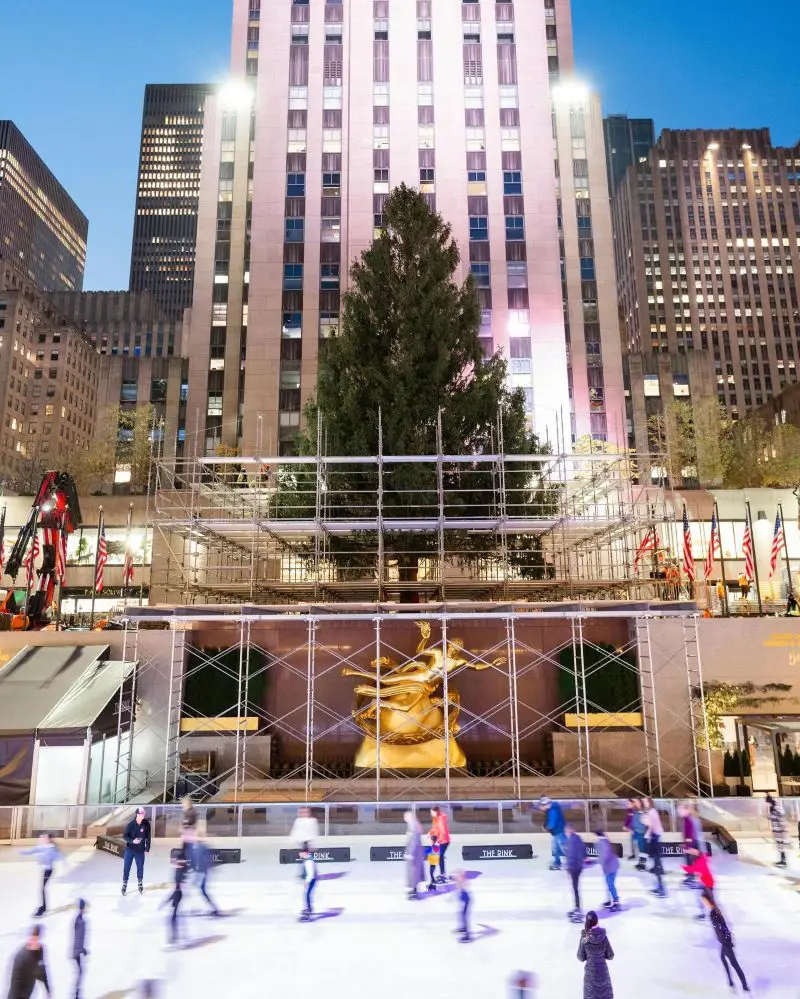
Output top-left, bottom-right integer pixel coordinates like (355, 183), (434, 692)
(0, 505), (5, 576)
(95, 522), (108, 593)
(123, 545), (134, 588)
(769, 510), (786, 576)
(633, 526), (660, 572)
(24, 530), (40, 588)
(704, 510), (721, 580)
(55, 525), (67, 585)
(682, 506), (696, 582)
(742, 521), (755, 581)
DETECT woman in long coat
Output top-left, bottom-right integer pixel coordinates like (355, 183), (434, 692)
(577, 911), (614, 999)
(403, 811), (425, 899)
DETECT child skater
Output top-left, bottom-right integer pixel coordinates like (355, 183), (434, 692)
(299, 847), (318, 921)
(453, 870), (471, 942)
(425, 833), (441, 891)
(701, 893), (750, 992)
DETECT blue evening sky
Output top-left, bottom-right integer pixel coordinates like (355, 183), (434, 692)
(1, 0), (797, 290)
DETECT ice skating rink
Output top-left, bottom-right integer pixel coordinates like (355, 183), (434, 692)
(0, 839), (797, 998)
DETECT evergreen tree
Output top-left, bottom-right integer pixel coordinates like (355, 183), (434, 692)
(283, 184), (555, 588)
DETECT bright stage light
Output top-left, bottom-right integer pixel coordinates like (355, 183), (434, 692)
(218, 80), (254, 110)
(551, 80), (590, 105)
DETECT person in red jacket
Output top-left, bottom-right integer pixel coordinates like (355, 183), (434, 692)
(429, 807), (451, 883)
(682, 846), (714, 919)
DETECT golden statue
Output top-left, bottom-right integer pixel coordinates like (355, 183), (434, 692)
(342, 621), (506, 769)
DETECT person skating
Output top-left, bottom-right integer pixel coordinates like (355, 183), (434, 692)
(630, 798), (648, 870)
(180, 796), (197, 832)
(290, 806), (319, 852)
(6, 925), (50, 999)
(122, 807), (151, 896)
(577, 911), (614, 999)
(425, 833), (441, 891)
(565, 823), (587, 921)
(167, 843), (189, 946)
(403, 811), (425, 900)
(429, 806), (451, 882)
(20, 834), (60, 917)
(299, 847), (318, 921)
(189, 830), (220, 917)
(765, 793), (789, 868)
(71, 900), (88, 999)
(701, 894), (750, 992)
(623, 800), (637, 860)
(594, 831), (620, 912)
(642, 797), (666, 896)
(682, 846), (714, 918)
(679, 803), (703, 884)
(539, 797), (567, 870)
(453, 870), (472, 942)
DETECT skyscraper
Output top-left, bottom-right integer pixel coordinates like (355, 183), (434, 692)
(129, 84), (213, 321)
(613, 127), (800, 420)
(603, 114), (655, 194)
(0, 121), (88, 292)
(186, 0), (623, 455)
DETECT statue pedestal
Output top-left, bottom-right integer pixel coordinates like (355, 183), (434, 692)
(354, 737), (465, 770)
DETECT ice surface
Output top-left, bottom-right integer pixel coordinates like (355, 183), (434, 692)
(0, 836), (796, 998)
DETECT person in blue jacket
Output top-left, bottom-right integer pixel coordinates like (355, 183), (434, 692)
(539, 797), (567, 870)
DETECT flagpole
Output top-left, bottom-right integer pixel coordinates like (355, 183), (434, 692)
(123, 502), (133, 606)
(778, 502), (792, 596)
(89, 506), (104, 629)
(745, 500), (763, 616)
(714, 501), (729, 617)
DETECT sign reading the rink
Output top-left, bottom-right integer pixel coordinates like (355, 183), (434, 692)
(370, 846), (407, 861)
(279, 847), (351, 864)
(462, 843), (534, 861)
(95, 835), (125, 858)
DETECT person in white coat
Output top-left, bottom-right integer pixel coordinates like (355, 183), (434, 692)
(290, 807), (319, 851)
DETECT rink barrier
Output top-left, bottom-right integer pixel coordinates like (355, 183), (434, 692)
(95, 835), (125, 857)
(169, 847), (242, 865)
(370, 846), (406, 861)
(585, 842), (624, 859)
(462, 844), (533, 860)
(710, 825), (738, 854)
(279, 847), (351, 864)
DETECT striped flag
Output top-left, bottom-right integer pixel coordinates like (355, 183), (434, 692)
(24, 530), (40, 590)
(742, 522), (755, 581)
(0, 505), (5, 576)
(682, 506), (696, 582)
(633, 526), (660, 572)
(94, 522), (108, 593)
(704, 510), (720, 580)
(770, 510), (786, 576)
(55, 524), (67, 585)
(123, 545), (134, 588)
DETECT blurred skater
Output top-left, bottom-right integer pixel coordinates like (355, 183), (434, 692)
(403, 811), (425, 900)
(539, 797), (567, 870)
(630, 799), (648, 871)
(565, 823), (586, 921)
(508, 971), (536, 998)
(20, 834), (60, 917)
(299, 847), (318, 921)
(701, 894), (750, 992)
(71, 900), (88, 999)
(425, 833), (441, 891)
(577, 911), (614, 999)
(765, 793), (789, 868)
(679, 803), (703, 884)
(429, 806), (451, 882)
(180, 796), (197, 832)
(594, 831), (620, 911)
(189, 831), (220, 917)
(6, 925), (50, 999)
(454, 870), (471, 942)
(122, 807), (151, 896)
(167, 843), (189, 946)
(681, 846), (714, 919)
(290, 806), (319, 852)
(623, 799), (637, 860)
(642, 797), (665, 896)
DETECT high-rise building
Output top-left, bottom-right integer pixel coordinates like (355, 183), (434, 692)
(129, 85), (213, 321)
(0, 121), (88, 292)
(186, 0), (623, 455)
(613, 128), (800, 421)
(603, 114), (655, 194)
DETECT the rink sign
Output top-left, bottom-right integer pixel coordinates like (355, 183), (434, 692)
(370, 846), (407, 861)
(461, 844), (534, 860)
(279, 847), (351, 864)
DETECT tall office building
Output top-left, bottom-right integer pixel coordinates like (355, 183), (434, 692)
(186, 0), (623, 455)
(603, 114), (655, 194)
(613, 128), (800, 420)
(129, 84), (213, 321)
(0, 121), (88, 292)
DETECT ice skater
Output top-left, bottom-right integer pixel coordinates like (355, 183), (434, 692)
(623, 799), (637, 860)
(765, 793), (789, 868)
(630, 799), (648, 871)
(565, 823), (586, 921)
(71, 900), (88, 999)
(290, 806), (319, 852)
(682, 846), (714, 919)
(642, 797), (665, 896)
(299, 847), (318, 921)
(577, 911), (614, 999)
(679, 803), (703, 884)
(122, 807), (152, 896)
(701, 893), (750, 992)
(454, 870), (471, 942)
(188, 830), (220, 916)
(403, 811), (425, 900)
(20, 833), (60, 917)
(167, 843), (189, 946)
(6, 924), (50, 999)
(539, 797), (567, 870)
(425, 833), (442, 891)
(429, 806), (451, 882)
(594, 831), (620, 912)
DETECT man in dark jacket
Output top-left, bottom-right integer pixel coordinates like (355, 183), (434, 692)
(72, 899), (88, 999)
(564, 823), (587, 919)
(122, 808), (151, 896)
(6, 924), (50, 999)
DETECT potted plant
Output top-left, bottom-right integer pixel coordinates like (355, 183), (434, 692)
(736, 748), (752, 796)
(723, 749), (739, 790)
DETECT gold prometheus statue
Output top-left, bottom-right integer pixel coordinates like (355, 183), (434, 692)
(342, 621), (506, 769)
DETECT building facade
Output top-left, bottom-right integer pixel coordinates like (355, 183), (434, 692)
(603, 114), (655, 194)
(0, 121), (88, 292)
(185, 0), (623, 456)
(129, 85), (213, 321)
(613, 128), (800, 421)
